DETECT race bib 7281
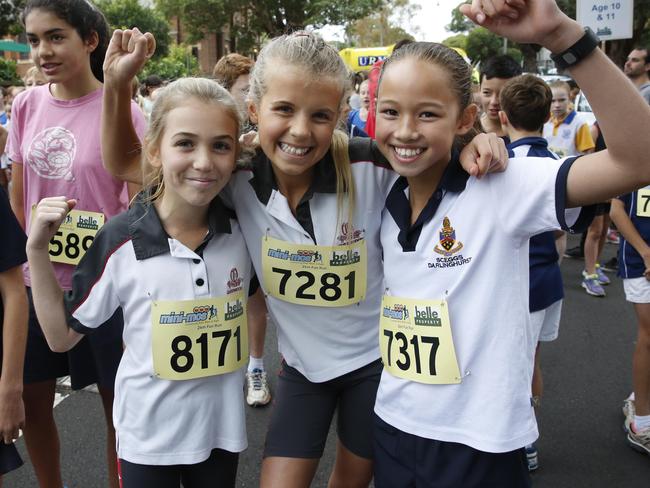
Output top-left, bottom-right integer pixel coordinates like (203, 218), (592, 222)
(261, 236), (367, 307)
(379, 295), (461, 384)
(151, 291), (248, 380)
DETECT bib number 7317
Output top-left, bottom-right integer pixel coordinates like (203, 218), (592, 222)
(379, 295), (461, 384)
(151, 292), (248, 380)
(262, 236), (367, 307)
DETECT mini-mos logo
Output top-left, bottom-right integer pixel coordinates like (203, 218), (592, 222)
(382, 303), (409, 321)
(159, 304), (217, 324)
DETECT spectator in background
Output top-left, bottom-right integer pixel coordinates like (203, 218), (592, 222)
(624, 46), (650, 104)
(364, 38), (413, 139)
(139, 74), (163, 120)
(22, 66), (46, 89)
(478, 54), (522, 142)
(212, 53), (254, 113)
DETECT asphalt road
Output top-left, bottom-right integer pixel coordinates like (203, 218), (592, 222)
(5, 237), (650, 487)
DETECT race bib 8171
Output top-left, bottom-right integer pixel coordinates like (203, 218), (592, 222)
(151, 291), (248, 380)
(261, 236), (367, 307)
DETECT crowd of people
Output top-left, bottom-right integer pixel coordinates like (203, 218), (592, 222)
(1, 0), (650, 487)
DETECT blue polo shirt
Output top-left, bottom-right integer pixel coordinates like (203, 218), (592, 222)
(617, 188), (650, 279)
(508, 137), (564, 312)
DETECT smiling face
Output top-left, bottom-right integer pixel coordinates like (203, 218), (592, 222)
(151, 97), (238, 211)
(248, 64), (343, 183)
(25, 9), (96, 86)
(375, 57), (475, 183)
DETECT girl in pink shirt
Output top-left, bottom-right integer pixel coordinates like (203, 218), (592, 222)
(7, 1), (144, 487)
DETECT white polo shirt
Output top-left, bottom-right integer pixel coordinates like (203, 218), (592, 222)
(375, 154), (593, 453)
(66, 196), (250, 465)
(226, 138), (396, 382)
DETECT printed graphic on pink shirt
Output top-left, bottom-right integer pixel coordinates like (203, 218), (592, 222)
(26, 126), (76, 181)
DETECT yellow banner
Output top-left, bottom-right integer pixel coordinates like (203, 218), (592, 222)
(151, 291), (248, 380)
(32, 207), (105, 266)
(261, 236), (367, 307)
(379, 295), (461, 384)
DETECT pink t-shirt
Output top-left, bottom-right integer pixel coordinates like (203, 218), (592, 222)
(7, 85), (146, 290)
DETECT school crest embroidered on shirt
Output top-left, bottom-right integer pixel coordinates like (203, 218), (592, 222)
(434, 217), (463, 256)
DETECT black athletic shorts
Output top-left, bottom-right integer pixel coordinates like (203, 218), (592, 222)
(263, 359), (382, 460)
(118, 448), (238, 488)
(23, 287), (123, 390)
(373, 414), (532, 488)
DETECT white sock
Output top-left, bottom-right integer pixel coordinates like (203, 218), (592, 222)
(627, 392), (636, 401)
(248, 356), (265, 373)
(634, 414), (650, 432)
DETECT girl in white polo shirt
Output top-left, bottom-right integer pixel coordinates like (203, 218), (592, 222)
(371, 0), (650, 486)
(99, 28), (505, 488)
(26, 78), (251, 488)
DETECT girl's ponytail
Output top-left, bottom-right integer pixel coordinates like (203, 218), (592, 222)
(331, 129), (356, 243)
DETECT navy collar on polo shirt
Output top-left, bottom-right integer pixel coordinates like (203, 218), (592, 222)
(248, 149), (337, 243)
(507, 136), (553, 158)
(386, 150), (468, 252)
(129, 191), (233, 261)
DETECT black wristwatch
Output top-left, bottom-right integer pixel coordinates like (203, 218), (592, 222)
(550, 27), (600, 71)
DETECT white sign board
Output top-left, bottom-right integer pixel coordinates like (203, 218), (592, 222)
(576, 1), (634, 41)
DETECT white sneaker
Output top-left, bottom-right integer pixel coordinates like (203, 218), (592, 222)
(246, 368), (271, 407)
(623, 396), (635, 432)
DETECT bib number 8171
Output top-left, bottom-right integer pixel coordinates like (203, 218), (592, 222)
(170, 326), (242, 373)
(271, 267), (356, 302)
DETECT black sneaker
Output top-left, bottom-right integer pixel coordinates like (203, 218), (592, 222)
(601, 257), (618, 273)
(563, 246), (584, 259)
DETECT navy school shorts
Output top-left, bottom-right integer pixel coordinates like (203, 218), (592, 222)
(263, 359), (382, 460)
(373, 415), (532, 488)
(23, 287), (123, 390)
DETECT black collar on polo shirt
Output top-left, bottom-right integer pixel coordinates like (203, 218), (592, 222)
(129, 191), (234, 261)
(248, 149), (337, 243)
(386, 150), (468, 252)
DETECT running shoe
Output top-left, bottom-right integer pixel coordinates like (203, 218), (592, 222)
(246, 368), (271, 407)
(607, 229), (620, 244)
(564, 245), (584, 259)
(627, 424), (650, 456)
(581, 272), (606, 297)
(623, 396), (635, 432)
(525, 444), (539, 472)
(595, 264), (611, 285)
(601, 257), (618, 273)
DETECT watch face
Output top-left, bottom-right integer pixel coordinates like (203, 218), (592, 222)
(564, 53), (578, 64)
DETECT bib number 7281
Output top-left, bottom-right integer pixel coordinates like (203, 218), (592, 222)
(262, 236), (367, 307)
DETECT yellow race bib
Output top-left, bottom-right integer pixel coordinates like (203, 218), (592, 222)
(151, 291), (248, 380)
(380, 295), (461, 384)
(261, 236), (367, 307)
(32, 207), (105, 266)
(637, 189), (650, 217)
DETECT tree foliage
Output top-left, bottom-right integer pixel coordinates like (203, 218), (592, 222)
(345, 0), (418, 46)
(156, 0), (384, 54)
(139, 43), (198, 80)
(0, 0), (25, 37)
(0, 58), (21, 86)
(97, 0), (170, 58)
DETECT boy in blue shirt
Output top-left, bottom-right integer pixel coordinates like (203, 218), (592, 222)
(499, 74), (566, 471)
